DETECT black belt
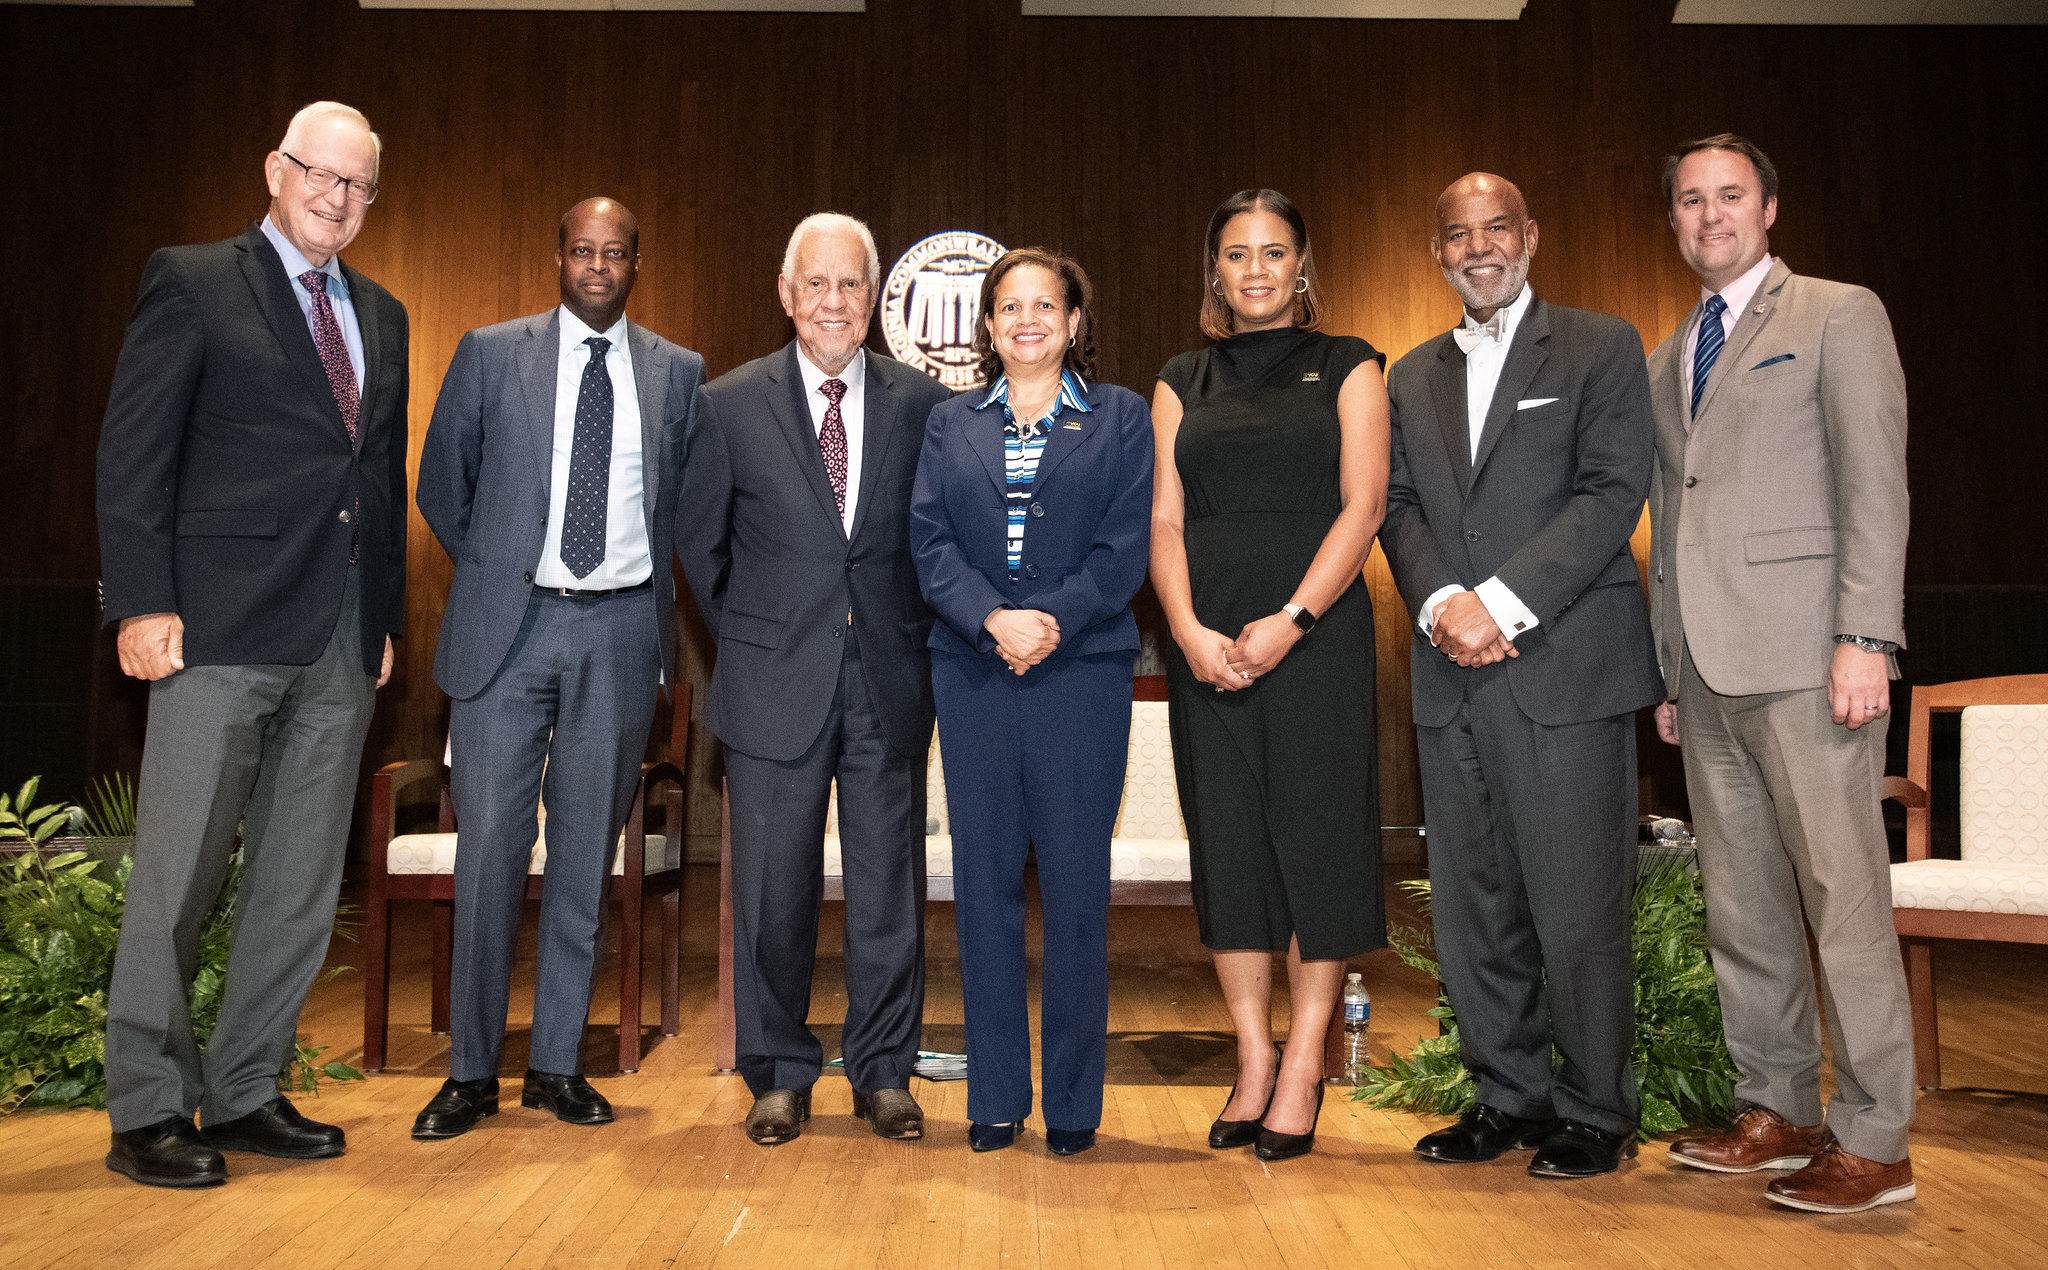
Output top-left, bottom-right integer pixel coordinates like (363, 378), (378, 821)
(535, 580), (652, 598)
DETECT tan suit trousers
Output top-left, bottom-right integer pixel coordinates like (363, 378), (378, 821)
(1676, 646), (1913, 1163)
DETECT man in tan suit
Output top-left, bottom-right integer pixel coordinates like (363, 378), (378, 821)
(1647, 133), (1915, 1214)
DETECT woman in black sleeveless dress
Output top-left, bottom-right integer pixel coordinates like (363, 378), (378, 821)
(1150, 190), (1390, 1161)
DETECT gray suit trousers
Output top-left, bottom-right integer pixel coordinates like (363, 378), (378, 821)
(447, 587), (659, 1080)
(1676, 648), (1913, 1163)
(106, 568), (374, 1132)
(1417, 663), (1641, 1136)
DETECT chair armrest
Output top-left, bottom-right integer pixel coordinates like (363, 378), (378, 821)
(371, 760), (449, 843)
(637, 760), (687, 800)
(1882, 775), (1927, 809)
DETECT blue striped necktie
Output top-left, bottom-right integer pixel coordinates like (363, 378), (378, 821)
(1691, 294), (1728, 418)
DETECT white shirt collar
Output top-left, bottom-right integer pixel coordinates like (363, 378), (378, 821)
(1460, 282), (1534, 343)
(796, 344), (866, 400)
(1703, 253), (1775, 317)
(261, 214), (345, 293)
(558, 305), (629, 355)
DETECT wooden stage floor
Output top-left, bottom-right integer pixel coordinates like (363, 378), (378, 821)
(2, 866), (2045, 1269)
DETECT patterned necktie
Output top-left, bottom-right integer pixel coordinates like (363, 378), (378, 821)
(819, 378), (849, 520)
(1691, 293), (1728, 418)
(300, 270), (360, 562)
(559, 336), (614, 580)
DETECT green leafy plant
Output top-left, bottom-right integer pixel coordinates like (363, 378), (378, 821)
(0, 778), (70, 844)
(1351, 853), (1737, 1139)
(77, 773), (138, 840)
(0, 832), (362, 1115)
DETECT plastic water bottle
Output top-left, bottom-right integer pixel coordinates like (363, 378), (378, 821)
(1341, 972), (1371, 1083)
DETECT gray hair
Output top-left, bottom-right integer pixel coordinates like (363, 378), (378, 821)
(279, 101), (383, 170)
(781, 212), (879, 287)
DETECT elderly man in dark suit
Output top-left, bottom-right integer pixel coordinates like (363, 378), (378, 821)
(411, 198), (702, 1140)
(96, 101), (408, 1188)
(1380, 173), (1665, 1180)
(676, 212), (952, 1146)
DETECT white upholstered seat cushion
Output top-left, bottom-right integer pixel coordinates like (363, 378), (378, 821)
(1889, 859), (2048, 917)
(1957, 704), (2048, 867)
(386, 826), (679, 877)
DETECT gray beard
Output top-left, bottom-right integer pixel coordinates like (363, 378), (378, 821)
(1444, 250), (1532, 315)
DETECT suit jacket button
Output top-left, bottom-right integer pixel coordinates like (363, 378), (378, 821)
(845, 561), (857, 571)
(1684, 476), (1699, 488)
(338, 509), (352, 524)
(1024, 564), (1040, 580)
(1464, 530), (1480, 541)
(523, 571), (534, 583)
(832, 625), (843, 638)
(1030, 503), (1045, 518)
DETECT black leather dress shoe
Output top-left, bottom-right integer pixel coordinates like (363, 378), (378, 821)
(852, 1087), (924, 1140)
(1254, 1082), (1324, 1162)
(968, 1121), (1020, 1152)
(412, 1077), (500, 1139)
(745, 1088), (811, 1145)
(1045, 1127), (1096, 1156)
(107, 1116), (227, 1188)
(1414, 1103), (1556, 1163)
(522, 1068), (612, 1125)
(1209, 1048), (1279, 1150)
(203, 1096), (345, 1159)
(1528, 1118), (1639, 1178)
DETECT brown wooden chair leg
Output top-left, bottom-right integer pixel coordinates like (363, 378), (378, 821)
(362, 879), (391, 1072)
(660, 888), (682, 1037)
(718, 783), (737, 1074)
(431, 897), (454, 1036)
(1903, 935), (1940, 1090)
(620, 878), (644, 1074)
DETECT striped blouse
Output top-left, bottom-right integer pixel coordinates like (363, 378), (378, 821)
(972, 369), (1094, 575)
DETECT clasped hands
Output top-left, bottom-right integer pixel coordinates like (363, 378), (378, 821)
(985, 607), (1061, 676)
(1429, 591), (1519, 668)
(1180, 612), (1303, 692)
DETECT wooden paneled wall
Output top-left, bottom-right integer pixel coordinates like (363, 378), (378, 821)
(2, 0), (2042, 838)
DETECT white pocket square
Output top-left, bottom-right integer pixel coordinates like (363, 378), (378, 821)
(1517, 397), (1559, 410)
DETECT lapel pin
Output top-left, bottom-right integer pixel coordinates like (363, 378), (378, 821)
(1753, 303), (1768, 315)
(1063, 420), (1083, 430)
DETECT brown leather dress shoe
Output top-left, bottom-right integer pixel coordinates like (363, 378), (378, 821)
(853, 1087), (924, 1140)
(744, 1088), (811, 1146)
(1766, 1141), (1916, 1213)
(1669, 1105), (1828, 1173)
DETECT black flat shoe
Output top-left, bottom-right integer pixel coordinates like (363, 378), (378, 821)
(968, 1121), (1020, 1152)
(413, 1077), (500, 1140)
(1209, 1046), (1280, 1149)
(1528, 1119), (1638, 1179)
(1414, 1103), (1556, 1163)
(1254, 1081), (1324, 1162)
(522, 1068), (613, 1125)
(107, 1115), (227, 1188)
(203, 1095), (345, 1159)
(1045, 1127), (1096, 1156)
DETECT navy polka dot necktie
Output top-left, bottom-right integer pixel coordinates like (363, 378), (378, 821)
(560, 336), (613, 580)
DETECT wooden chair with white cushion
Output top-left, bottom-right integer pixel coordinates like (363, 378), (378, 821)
(1885, 674), (2048, 1088)
(362, 684), (692, 1075)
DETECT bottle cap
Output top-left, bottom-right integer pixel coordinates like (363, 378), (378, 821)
(1347, 972), (1361, 983)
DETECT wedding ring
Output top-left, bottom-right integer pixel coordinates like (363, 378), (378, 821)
(1240, 670), (1252, 680)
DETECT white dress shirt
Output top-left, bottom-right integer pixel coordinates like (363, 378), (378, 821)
(260, 214), (365, 388)
(1421, 285), (1541, 641)
(796, 345), (867, 535)
(533, 307), (650, 590)
(1681, 253), (1775, 399)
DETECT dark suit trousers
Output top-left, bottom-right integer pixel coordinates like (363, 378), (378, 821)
(106, 568), (374, 1132)
(1416, 663), (1641, 1136)
(724, 623), (928, 1097)
(447, 588), (658, 1080)
(934, 650), (1131, 1131)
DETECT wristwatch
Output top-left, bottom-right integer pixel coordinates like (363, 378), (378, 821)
(1835, 634), (1897, 655)
(1283, 603), (1317, 635)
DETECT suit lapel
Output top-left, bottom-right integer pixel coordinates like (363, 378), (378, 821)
(1428, 338), (1474, 497)
(1028, 387), (1099, 493)
(1693, 258), (1789, 425)
(962, 393), (1009, 495)
(237, 227), (349, 444)
(515, 311), (560, 466)
(341, 262), (379, 450)
(848, 351), (899, 545)
(1469, 298), (1551, 485)
(769, 343), (847, 538)
(627, 321), (666, 530)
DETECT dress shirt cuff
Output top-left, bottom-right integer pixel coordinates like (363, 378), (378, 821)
(1419, 585), (1466, 635)
(1474, 576), (1540, 639)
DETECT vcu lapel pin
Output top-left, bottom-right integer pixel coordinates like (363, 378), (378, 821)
(1754, 303), (1768, 315)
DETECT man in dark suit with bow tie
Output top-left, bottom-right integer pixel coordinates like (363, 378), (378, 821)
(97, 101), (408, 1188)
(676, 212), (952, 1146)
(411, 197), (702, 1140)
(1380, 173), (1664, 1180)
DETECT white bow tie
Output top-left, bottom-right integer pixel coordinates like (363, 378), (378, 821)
(1452, 313), (1506, 354)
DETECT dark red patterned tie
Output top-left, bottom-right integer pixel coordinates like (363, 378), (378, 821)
(819, 377), (849, 519)
(301, 270), (361, 563)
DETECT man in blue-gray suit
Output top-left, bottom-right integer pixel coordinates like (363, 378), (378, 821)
(676, 213), (952, 1146)
(412, 197), (702, 1138)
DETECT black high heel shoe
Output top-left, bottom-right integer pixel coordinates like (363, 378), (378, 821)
(1209, 1047), (1280, 1149)
(1254, 1080), (1324, 1161)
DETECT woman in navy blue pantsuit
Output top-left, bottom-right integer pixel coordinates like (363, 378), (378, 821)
(910, 248), (1153, 1157)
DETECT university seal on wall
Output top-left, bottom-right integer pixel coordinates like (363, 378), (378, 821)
(880, 231), (1007, 390)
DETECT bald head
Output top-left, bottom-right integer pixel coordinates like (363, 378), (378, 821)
(559, 197), (638, 255)
(1432, 172), (1538, 321)
(557, 197), (641, 332)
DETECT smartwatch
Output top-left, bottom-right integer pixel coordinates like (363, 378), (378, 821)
(1284, 603), (1317, 635)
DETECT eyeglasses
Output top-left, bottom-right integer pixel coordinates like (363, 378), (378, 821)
(282, 152), (379, 205)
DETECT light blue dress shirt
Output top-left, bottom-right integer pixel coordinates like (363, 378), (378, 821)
(260, 214), (366, 387)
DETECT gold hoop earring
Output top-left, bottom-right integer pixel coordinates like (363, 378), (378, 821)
(1293, 276), (1309, 294)
(1211, 278), (1224, 295)
(1068, 336), (1076, 347)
